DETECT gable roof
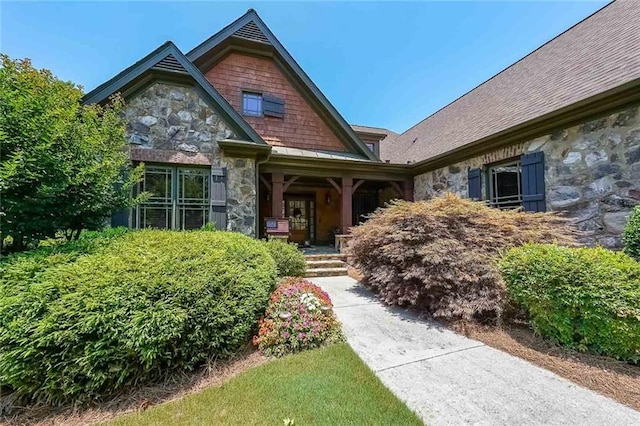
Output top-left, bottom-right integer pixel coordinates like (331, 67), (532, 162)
(187, 9), (379, 161)
(382, 0), (640, 165)
(82, 41), (266, 145)
(350, 124), (398, 139)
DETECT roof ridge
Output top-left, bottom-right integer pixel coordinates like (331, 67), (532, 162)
(396, 0), (616, 137)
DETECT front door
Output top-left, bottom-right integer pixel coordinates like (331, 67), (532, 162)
(285, 196), (315, 244)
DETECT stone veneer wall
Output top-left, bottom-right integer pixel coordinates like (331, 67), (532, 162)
(413, 104), (640, 248)
(123, 82), (257, 236)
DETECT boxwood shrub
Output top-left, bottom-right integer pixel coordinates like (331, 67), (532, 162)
(623, 206), (640, 260)
(500, 244), (640, 362)
(264, 238), (306, 277)
(0, 229), (277, 404)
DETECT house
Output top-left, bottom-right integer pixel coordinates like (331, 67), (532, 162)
(85, 0), (640, 248)
(83, 9), (412, 245)
(381, 0), (640, 248)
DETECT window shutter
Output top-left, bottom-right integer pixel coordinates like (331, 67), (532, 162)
(521, 151), (546, 212)
(263, 95), (285, 118)
(468, 168), (482, 200)
(110, 175), (130, 228)
(111, 210), (129, 228)
(211, 167), (227, 230)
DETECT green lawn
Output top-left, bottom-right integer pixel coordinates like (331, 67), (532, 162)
(109, 343), (422, 426)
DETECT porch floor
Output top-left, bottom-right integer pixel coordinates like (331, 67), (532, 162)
(300, 245), (339, 255)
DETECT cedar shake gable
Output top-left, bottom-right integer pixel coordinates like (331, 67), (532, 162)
(187, 9), (378, 161)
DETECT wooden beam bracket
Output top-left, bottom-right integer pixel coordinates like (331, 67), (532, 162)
(326, 178), (342, 195)
(283, 175), (300, 192)
(352, 179), (366, 192)
(389, 181), (403, 196)
(259, 174), (272, 192)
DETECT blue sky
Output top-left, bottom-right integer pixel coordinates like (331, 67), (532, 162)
(1, 1), (608, 133)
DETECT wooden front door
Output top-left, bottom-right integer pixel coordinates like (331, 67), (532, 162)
(285, 196), (314, 244)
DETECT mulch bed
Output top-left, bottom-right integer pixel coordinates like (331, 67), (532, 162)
(449, 321), (640, 411)
(0, 346), (267, 426)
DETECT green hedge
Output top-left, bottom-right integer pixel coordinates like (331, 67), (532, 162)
(264, 238), (306, 277)
(623, 206), (640, 260)
(500, 244), (640, 362)
(0, 229), (277, 404)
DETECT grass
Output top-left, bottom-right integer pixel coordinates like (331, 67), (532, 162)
(108, 343), (422, 426)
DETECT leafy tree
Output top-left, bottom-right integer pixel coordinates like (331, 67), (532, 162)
(0, 55), (143, 252)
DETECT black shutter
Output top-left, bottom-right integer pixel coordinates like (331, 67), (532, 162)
(521, 151), (546, 212)
(263, 95), (285, 118)
(211, 167), (227, 230)
(468, 168), (482, 200)
(111, 210), (129, 228)
(111, 175), (130, 228)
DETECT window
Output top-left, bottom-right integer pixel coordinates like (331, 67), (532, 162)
(135, 166), (211, 230)
(242, 92), (262, 116)
(365, 142), (375, 152)
(487, 160), (522, 209)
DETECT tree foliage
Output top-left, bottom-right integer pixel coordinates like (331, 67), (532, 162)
(0, 55), (143, 252)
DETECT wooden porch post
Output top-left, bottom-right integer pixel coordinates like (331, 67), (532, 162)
(341, 177), (353, 233)
(272, 173), (284, 218)
(403, 179), (414, 201)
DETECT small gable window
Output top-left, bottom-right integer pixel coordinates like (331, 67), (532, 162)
(365, 142), (375, 152)
(242, 92), (263, 116)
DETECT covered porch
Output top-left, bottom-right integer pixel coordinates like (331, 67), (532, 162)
(258, 154), (412, 246)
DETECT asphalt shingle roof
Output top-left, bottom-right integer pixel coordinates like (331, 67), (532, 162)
(381, 0), (640, 164)
(350, 124), (398, 138)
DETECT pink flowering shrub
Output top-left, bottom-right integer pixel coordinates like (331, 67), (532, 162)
(253, 277), (344, 356)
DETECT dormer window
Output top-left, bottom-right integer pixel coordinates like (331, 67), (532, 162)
(242, 92), (263, 116)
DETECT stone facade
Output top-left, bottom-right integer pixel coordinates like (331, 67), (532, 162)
(414, 104), (640, 248)
(123, 82), (257, 236)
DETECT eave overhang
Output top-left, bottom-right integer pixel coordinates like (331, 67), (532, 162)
(218, 139), (272, 160)
(408, 77), (640, 175)
(261, 153), (411, 181)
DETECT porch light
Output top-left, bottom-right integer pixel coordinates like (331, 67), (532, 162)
(325, 192), (332, 205)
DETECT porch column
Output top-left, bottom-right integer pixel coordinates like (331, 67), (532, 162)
(272, 173), (284, 218)
(341, 177), (353, 233)
(403, 179), (414, 201)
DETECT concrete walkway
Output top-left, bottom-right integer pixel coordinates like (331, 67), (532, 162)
(310, 276), (640, 426)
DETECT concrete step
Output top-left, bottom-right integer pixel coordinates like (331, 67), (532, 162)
(306, 259), (346, 269)
(304, 253), (347, 262)
(305, 267), (349, 278)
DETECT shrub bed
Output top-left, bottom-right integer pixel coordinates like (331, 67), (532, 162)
(253, 277), (343, 357)
(500, 244), (640, 362)
(0, 229), (277, 404)
(264, 239), (307, 277)
(349, 193), (577, 321)
(623, 206), (640, 260)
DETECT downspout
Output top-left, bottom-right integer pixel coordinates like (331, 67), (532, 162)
(255, 149), (272, 239)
